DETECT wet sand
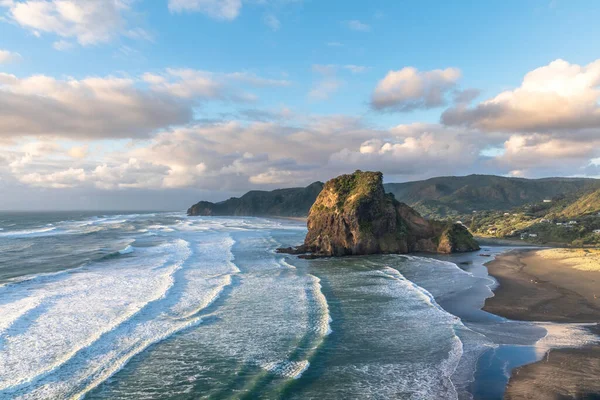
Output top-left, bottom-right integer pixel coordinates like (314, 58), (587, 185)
(505, 346), (600, 400)
(483, 250), (600, 323)
(484, 249), (600, 399)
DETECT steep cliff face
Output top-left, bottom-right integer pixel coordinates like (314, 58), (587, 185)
(284, 171), (479, 257)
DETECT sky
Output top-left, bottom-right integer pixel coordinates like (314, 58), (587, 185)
(1, 0), (600, 210)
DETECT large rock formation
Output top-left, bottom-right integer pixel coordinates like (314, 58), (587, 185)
(280, 171), (479, 257)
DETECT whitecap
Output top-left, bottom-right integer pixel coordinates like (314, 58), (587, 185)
(0, 226), (56, 238)
(118, 245), (134, 255)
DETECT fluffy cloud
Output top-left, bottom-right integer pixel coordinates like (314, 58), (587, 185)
(0, 49), (22, 63)
(493, 133), (600, 176)
(2, 114), (600, 198)
(0, 69), (290, 139)
(19, 167), (86, 188)
(371, 67), (461, 112)
(2, 0), (140, 45)
(168, 0), (242, 20)
(442, 59), (600, 132)
(0, 73), (192, 139)
(144, 68), (289, 101)
(329, 124), (486, 178)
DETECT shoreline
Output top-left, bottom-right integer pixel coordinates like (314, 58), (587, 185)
(482, 248), (600, 399)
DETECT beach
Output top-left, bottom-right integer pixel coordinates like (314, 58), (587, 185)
(484, 249), (600, 399)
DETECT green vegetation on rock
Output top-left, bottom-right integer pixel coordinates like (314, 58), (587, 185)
(295, 170), (479, 257)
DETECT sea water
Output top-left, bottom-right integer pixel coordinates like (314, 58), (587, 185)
(0, 212), (597, 399)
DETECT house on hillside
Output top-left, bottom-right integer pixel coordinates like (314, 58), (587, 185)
(543, 199), (552, 203)
(568, 220), (578, 225)
(594, 229), (600, 234)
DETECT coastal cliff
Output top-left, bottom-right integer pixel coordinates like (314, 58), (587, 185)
(187, 182), (324, 217)
(280, 171), (479, 257)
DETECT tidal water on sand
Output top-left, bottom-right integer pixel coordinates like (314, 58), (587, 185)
(0, 212), (597, 399)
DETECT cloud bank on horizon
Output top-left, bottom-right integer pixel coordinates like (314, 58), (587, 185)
(1, 0), (600, 209)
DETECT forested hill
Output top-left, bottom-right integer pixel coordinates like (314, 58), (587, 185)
(384, 175), (600, 218)
(187, 174), (600, 219)
(187, 182), (324, 217)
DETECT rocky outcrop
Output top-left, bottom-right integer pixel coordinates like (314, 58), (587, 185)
(279, 171), (479, 257)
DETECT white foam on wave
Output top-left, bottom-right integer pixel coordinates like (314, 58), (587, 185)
(171, 234), (239, 319)
(373, 266), (463, 400)
(0, 227), (56, 238)
(261, 360), (310, 379)
(0, 297), (43, 336)
(118, 245), (134, 255)
(0, 229), (248, 399)
(306, 275), (332, 336)
(0, 239), (191, 396)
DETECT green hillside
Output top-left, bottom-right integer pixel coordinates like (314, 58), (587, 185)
(559, 189), (600, 218)
(187, 174), (600, 242)
(385, 175), (600, 218)
(187, 182), (324, 217)
(467, 187), (600, 247)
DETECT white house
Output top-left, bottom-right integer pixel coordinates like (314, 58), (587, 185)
(543, 199), (552, 203)
(568, 220), (578, 225)
(594, 229), (600, 234)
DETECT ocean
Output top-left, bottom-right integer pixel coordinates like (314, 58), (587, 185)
(0, 212), (597, 399)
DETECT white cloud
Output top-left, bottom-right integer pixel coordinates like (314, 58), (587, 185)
(0, 73), (192, 139)
(144, 68), (290, 100)
(168, 0), (242, 20)
(0, 68), (290, 139)
(68, 145), (88, 158)
(345, 19), (370, 32)
(20, 167), (86, 188)
(3, 0), (138, 46)
(52, 39), (73, 51)
(263, 13), (280, 31)
(0, 49), (22, 63)
(2, 115), (599, 195)
(329, 124), (484, 178)
(371, 67), (461, 112)
(442, 59), (600, 132)
(495, 133), (600, 173)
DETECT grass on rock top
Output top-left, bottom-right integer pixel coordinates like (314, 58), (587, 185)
(330, 170), (383, 211)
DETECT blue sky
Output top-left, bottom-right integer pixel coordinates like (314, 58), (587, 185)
(1, 0), (600, 210)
